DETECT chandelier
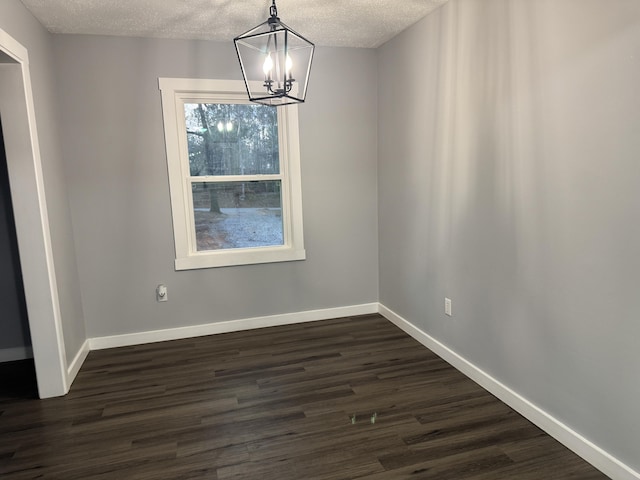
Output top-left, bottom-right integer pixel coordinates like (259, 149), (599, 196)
(234, 0), (315, 106)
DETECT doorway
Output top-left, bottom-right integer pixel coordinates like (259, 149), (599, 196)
(0, 28), (67, 398)
(0, 117), (38, 398)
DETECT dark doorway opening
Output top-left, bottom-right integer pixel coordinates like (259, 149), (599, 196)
(0, 359), (37, 399)
(0, 116), (37, 399)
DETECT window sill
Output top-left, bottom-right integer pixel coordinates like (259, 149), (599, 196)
(175, 247), (306, 270)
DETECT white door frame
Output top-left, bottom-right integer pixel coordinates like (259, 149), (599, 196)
(0, 28), (68, 398)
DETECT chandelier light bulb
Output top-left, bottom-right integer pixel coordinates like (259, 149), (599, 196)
(285, 54), (293, 76)
(263, 53), (274, 77)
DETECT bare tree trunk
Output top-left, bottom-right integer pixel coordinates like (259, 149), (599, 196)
(196, 105), (221, 214)
(208, 185), (221, 213)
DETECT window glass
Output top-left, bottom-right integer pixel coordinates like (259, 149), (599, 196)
(192, 181), (283, 251)
(184, 103), (280, 176)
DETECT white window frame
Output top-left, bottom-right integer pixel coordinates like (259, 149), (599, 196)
(159, 78), (305, 270)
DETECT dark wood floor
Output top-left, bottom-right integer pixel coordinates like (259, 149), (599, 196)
(1, 315), (608, 479)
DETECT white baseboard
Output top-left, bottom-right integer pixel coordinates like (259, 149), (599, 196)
(67, 339), (90, 386)
(89, 303), (379, 351)
(0, 346), (33, 362)
(378, 304), (639, 480)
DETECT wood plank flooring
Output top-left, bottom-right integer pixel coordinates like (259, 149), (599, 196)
(0, 315), (609, 479)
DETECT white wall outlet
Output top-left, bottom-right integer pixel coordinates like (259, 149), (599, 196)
(445, 297), (452, 316)
(156, 284), (168, 302)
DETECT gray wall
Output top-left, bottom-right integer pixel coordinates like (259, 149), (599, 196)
(53, 36), (379, 338)
(0, 122), (31, 353)
(0, 0), (86, 365)
(378, 0), (640, 471)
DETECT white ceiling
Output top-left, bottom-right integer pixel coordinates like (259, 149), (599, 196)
(19, 0), (449, 48)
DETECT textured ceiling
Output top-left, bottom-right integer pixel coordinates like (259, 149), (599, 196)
(19, 0), (449, 48)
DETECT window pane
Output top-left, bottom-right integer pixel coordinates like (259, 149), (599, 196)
(184, 103), (279, 176)
(192, 181), (283, 251)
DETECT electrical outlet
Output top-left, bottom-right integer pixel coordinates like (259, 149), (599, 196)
(445, 297), (452, 316)
(157, 284), (168, 302)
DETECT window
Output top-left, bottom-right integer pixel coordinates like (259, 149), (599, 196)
(159, 78), (305, 269)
